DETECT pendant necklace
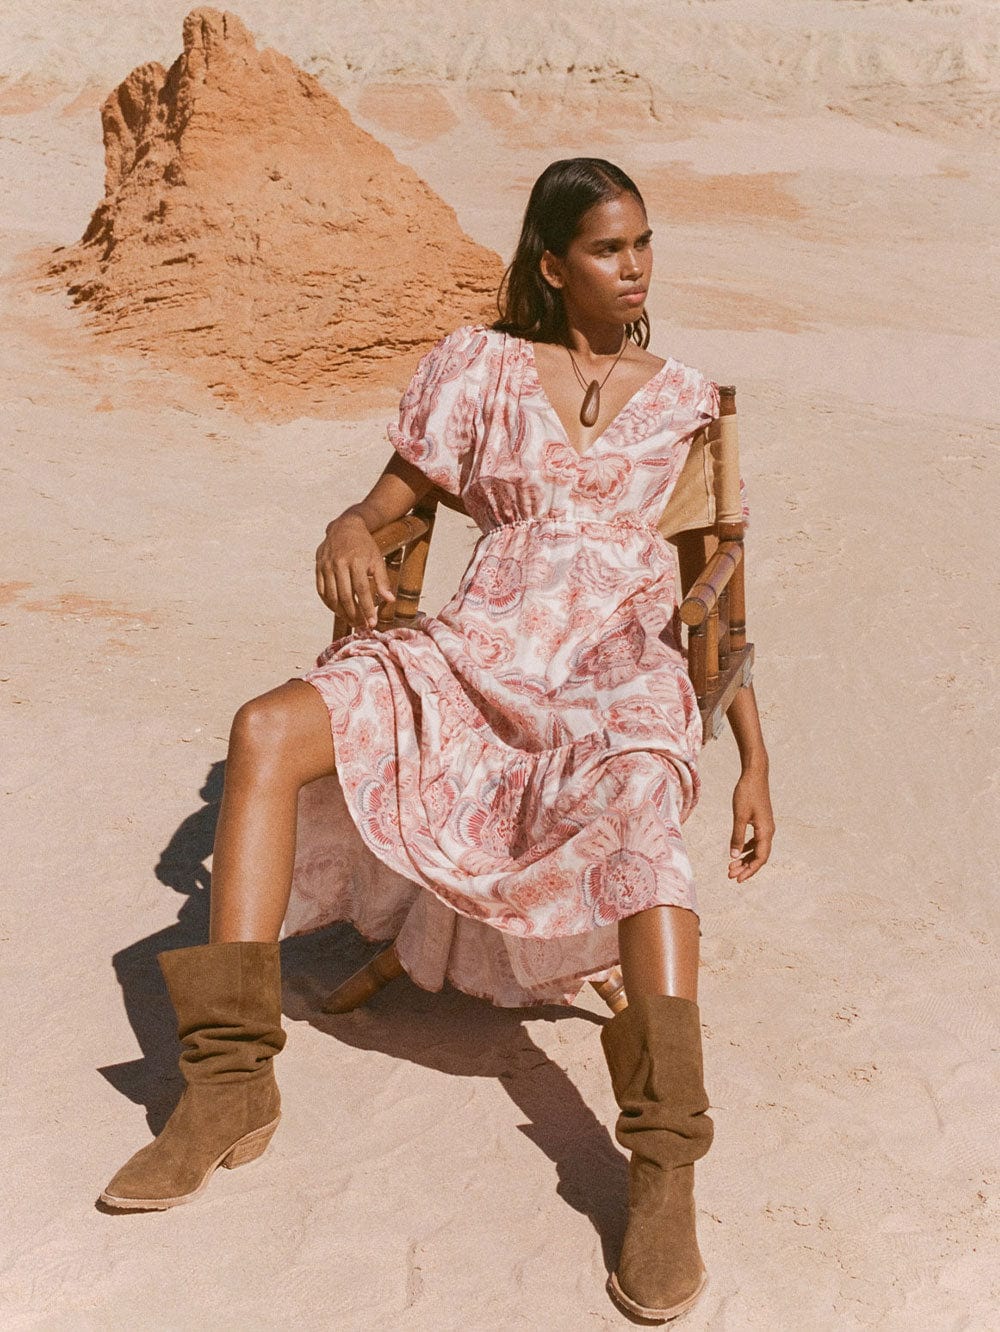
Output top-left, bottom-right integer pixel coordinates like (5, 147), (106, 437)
(565, 328), (629, 427)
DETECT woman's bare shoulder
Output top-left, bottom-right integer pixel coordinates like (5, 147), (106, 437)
(633, 346), (667, 374)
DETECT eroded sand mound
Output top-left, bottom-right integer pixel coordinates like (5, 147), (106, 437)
(34, 7), (504, 421)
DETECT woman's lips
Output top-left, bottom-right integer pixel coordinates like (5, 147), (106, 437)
(620, 291), (646, 305)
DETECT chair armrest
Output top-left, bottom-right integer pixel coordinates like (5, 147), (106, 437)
(333, 496), (440, 640)
(679, 539), (744, 626)
(370, 511), (434, 557)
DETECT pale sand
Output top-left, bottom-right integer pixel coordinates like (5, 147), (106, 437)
(2, 3), (999, 1328)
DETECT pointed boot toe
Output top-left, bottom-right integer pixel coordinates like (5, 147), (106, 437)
(100, 1084), (281, 1210)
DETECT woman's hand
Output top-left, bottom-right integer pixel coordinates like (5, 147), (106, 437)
(723, 680), (773, 882)
(315, 512), (396, 631)
(728, 763), (775, 883)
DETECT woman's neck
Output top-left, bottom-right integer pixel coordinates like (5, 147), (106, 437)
(559, 309), (628, 356)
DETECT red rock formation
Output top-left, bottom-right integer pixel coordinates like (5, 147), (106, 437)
(37, 8), (503, 421)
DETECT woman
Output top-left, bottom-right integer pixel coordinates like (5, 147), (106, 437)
(101, 158), (773, 1323)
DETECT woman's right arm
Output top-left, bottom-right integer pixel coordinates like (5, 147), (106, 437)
(315, 454), (433, 631)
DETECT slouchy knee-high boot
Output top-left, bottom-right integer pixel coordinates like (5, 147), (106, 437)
(600, 993), (714, 1321)
(101, 940), (286, 1210)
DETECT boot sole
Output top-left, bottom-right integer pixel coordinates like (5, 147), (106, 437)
(607, 1267), (708, 1322)
(99, 1114), (281, 1211)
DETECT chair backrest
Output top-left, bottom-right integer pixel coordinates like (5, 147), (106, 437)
(656, 385), (742, 540)
(660, 385), (753, 738)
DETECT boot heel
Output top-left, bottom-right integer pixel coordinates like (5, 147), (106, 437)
(222, 1115), (280, 1169)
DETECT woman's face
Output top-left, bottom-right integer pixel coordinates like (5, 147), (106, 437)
(541, 191), (653, 329)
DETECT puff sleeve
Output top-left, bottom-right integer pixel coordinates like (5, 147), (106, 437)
(386, 324), (491, 497)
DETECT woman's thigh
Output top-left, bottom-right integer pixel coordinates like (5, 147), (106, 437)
(228, 678), (336, 788)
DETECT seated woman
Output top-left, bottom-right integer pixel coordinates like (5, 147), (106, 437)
(100, 156), (773, 1324)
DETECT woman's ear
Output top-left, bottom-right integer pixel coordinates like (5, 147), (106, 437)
(539, 249), (564, 290)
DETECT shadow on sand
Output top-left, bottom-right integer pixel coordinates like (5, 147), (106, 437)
(98, 760), (627, 1267)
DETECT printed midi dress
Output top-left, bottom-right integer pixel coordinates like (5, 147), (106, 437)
(281, 322), (742, 1007)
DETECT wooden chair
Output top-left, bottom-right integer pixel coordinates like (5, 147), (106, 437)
(322, 385), (752, 1016)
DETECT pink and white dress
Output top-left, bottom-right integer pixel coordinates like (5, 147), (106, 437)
(282, 323), (741, 1007)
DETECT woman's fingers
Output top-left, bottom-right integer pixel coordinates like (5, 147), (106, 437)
(316, 542), (349, 617)
(728, 836), (751, 878)
(315, 545), (332, 609)
(729, 812), (750, 865)
(728, 836), (757, 881)
(729, 773), (774, 883)
(316, 522), (396, 629)
(333, 564), (362, 628)
(373, 562), (395, 605)
(728, 821), (774, 882)
(733, 840), (762, 882)
(351, 559), (379, 628)
(327, 559), (386, 630)
(316, 563), (338, 614)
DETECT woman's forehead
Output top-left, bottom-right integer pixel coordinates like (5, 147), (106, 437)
(574, 192), (648, 240)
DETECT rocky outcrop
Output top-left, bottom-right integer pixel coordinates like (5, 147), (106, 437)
(39, 8), (504, 420)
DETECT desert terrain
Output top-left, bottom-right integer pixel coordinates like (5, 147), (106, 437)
(2, 3), (998, 1328)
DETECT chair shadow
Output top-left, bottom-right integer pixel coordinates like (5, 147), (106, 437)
(282, 926), (628, 1270)
(99, 760), (627, 1270)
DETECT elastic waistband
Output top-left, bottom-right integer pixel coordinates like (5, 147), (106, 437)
(480, 514), (658, 537)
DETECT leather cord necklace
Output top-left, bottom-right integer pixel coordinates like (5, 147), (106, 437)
(565, 328), (629, 426)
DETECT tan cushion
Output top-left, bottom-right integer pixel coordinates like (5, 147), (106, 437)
(657, 424), (716, 540)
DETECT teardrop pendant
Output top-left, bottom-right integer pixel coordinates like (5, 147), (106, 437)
(580, 380), (600, 427)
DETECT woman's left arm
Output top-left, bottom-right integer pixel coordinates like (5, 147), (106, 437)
(725, 681), (775, 883)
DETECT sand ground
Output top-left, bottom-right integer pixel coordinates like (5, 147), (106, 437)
(2, 3), (999, 1328)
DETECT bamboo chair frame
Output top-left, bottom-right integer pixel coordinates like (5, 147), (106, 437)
(322, 385), (752, 1016)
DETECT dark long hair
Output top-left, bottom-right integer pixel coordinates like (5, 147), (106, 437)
(492, 158), (651, 349)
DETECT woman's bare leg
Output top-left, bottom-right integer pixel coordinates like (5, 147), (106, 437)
(209, 679), (337, 943)
(617, 905), (700, 1002)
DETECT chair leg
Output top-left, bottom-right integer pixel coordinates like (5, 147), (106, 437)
(322, 941), (404, 1013)
(323, 947), (626, 1015)
(591, 969), (628, 1014)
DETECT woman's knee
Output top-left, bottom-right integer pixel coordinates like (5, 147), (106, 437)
(228, 682), (335, 779)
(230, 695), (283, 758)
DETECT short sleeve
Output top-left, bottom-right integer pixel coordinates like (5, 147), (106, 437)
(694, 373), (720, 424)
(386, 324), (491, 496)
(663, 362), (719, 445)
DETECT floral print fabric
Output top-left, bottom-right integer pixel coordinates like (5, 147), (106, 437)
(282, 324), (741, 1006)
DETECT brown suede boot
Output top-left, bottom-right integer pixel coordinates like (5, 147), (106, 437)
(600, 993), (714, 1322)
(101, 940), (286, 1210)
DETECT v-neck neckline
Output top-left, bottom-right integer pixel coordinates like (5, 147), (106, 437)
(525, 338), (671, 459)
